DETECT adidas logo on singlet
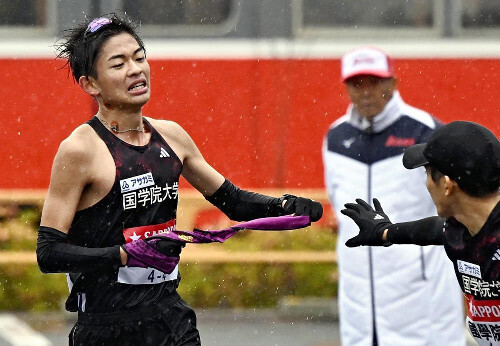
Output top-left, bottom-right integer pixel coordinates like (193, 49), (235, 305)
(492, 249), (500, 261)
(160, 147), (170, 158)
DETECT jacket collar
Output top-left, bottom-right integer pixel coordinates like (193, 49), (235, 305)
(347, 91), (403, 133)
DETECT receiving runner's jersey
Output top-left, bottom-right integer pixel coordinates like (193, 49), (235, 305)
(444, 201), (500, 345)
(65, 116), (183, 313)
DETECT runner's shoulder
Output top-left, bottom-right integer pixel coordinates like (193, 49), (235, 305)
(55, 123), (100, 165)
(146, 117), (190, 142)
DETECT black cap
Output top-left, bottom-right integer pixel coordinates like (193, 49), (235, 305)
(403, 121), (500, 192)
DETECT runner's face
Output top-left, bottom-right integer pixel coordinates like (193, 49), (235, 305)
(345, 75), (396, 120)
(92, 32), (151, 109)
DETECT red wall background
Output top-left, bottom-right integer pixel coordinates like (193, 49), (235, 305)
(1, 58), (499, 190)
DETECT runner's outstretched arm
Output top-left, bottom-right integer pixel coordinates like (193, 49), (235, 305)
(168, 122), (323, 222)
(341, 198), (444, 247)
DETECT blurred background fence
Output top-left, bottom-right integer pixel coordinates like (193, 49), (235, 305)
(0, 189), (337, 311)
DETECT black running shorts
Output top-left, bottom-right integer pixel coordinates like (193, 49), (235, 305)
(69, 292), (201, 346)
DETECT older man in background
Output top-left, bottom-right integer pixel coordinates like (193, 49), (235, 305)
(322, 47), (465, 345)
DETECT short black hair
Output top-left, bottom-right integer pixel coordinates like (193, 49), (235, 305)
(428, 165), (444, 184)
(56, 13), (145, 81)
(429, 165), (499, 198)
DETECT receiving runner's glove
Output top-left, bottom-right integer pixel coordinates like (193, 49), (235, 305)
(122, 238), (185, 274)
(341, 198), (392, 247)
(279, 194), (323, 222)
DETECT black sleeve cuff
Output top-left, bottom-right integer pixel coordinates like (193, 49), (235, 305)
(387, 217), (445, 246)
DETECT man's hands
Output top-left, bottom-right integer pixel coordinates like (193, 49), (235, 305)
(122, 237), (185, 274)
(341, 198), (392, 247)
(280, 194), (323, 222)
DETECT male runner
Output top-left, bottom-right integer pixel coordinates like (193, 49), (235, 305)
(36, 14), (322, 345)
(342, 120), (500, 345)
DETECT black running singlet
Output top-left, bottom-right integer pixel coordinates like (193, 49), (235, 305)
(65, 116), (183, 313)
(444, 201), (500, 345)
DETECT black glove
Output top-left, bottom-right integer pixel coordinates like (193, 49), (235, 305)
(280, 194), (323, 222)
(154, 239), (185, 257)
(341, 198), (392, 247)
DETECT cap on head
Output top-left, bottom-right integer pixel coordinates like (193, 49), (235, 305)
(341, 47), (394, 82)
(403, 121), (500, 193)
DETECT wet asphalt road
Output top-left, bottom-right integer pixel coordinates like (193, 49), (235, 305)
(0, 309), (339, 346)
(0, 309), (478, 345)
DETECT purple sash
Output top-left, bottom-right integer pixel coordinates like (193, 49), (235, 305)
(124, 215), (311, 273)
(150, 215), (311, 243)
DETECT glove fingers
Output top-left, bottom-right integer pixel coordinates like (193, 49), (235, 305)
(300, 205), (310, 216)
(313, 202), (323, 221)
(343, 203), (362, 213)
(340, 208), (359, 219)
(299, 201), (323, 222)
(153, 239), (184, 256)
(372, 198), (384, 213)
(284, 197), (324, 223)
(311, 206), (323, 222)
(345, 236), (361, 248)
(355, 198), (372, 211)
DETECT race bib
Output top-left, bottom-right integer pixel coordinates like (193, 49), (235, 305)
(465, 294), (500, 345)
(117, 265), (179, 285)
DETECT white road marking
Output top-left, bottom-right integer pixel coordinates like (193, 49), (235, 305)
(0, 314), (51, 346)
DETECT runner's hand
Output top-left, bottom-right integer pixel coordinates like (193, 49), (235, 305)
(341, 198), (392, 247)
(122, 237), (185, 273)
(280, 194), (323, 222)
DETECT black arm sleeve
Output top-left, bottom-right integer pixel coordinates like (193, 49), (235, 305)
(205, 179), (285, 221)
(36, 226), (122, 274)
(386, 216), (445, 246)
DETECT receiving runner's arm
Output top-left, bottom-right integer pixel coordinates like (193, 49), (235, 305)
(37, 135), (123, 273)
(341, 198), (444, 247)
(175, 123), (322, 222)
(385, 217), (444, 245)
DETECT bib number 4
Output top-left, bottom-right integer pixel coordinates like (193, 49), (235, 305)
(117, 265), (179, 285)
